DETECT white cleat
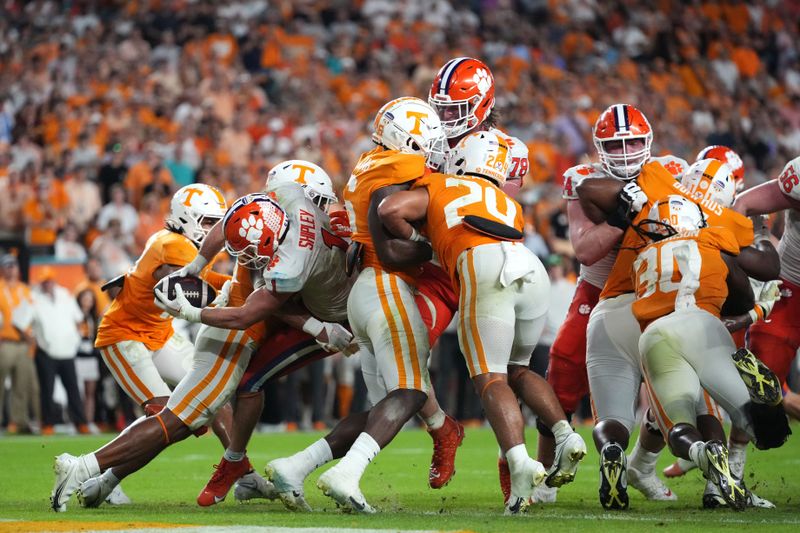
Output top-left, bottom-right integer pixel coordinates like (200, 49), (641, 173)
(532, 483), (558, 504)
(628, 466), (677, 501)
(546, 432), (587, 488)
(105, 484), (131, 505)
(77, 476), (113, 508)
(234, 471), (279, 502)
(51, 454), (92, 512)
(505, 457), (546, 515)
(746, 490), (775, 509)
(265, 459), (312, 512)
(316, 466), (375, 514)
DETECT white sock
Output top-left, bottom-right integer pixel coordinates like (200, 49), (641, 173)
(728, 441), (747, 480)
(424, 409), (446, 431)
(688, 441), (705, 466)
(505, 443), (530, 474)
(291, 438), (333, 479)
(83, 454), (101, 478)
(628, 440), (659, 474)
(498, 447), (506, 461)
(551, 420), (572, 443)
(336, 433), (380, 481)
(102, 468), (120, 488)
(223, 449), (246, 462)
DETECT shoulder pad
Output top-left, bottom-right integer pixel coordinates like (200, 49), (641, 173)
(650, 155), (689, 180)
(778, 157), (800, 201)
(562, 164), (604, 200)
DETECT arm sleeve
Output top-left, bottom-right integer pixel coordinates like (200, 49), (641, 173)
(202, 269), (231, 290)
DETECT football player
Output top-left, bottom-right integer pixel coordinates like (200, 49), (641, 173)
(50, 178), (352, 511)
(379, 130), (586, 515)
(630, 195), (789, 510)
(545, 104), (687, 505)
(574, 104), (780, 510)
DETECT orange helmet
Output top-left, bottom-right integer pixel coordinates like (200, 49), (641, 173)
(428, 57), (495, 139)
(696, 145), (744, 191)
(223, 193), (289, 270)
(593, 104), (653, 179)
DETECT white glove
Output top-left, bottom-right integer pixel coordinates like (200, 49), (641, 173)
(154, 283), (203, 323)
(750, 279), (782, 322)
(172, 255), (209, 279)
(210, 280), (232, 307)
(620, 182), (648, 216)
(302, 317), (354, 353)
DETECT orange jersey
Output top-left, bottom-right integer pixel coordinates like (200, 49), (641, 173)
(413, 173), (524, 283)
(600, 161), (754, 300)
(96, 229), (207, 350)
(343, 146), (426, 283)
(632, 227), (740, 330)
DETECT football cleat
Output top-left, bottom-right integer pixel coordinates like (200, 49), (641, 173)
(51, 454), (93, 512)
(532, 483), (558, 504)
(105, 485), (131, 505)
(317, 466), (376, 514)
(197, 457), (254, 507)
(77, 475), (117, 508)
(702, 479), (726, 509)
(505, 457), (546, 515)
(428, 415), (465, 489)
(546, 432), (587, 487)
(731, 349), (782, 406)
(234, 471), (280, 502)
(599, 442), (629, 510)
(628, 466), (677, 501)
(696, 440), (746, 511)
(498, 457), (511, 504)
(265, 458), (312, 512)
(663, 457), (697, 478)
(746, 489), (775, 509)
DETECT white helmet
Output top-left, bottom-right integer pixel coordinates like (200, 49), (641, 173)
(681, 158), (736, 208)
(646, 195), (706, 237)
(445, 130), (510, 186)
(266, 160), (337, 212)
(167, 184), (228, 245)
(372, 97), (447, 169)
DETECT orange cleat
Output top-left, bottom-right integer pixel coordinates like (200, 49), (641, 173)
(498, 457), (511, 504)
(428, 415), (465, 489)
(41, 425), (55, 436)
(197, 457), (254, 506)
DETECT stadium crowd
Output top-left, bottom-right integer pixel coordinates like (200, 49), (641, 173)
(1, 0), (799, 435)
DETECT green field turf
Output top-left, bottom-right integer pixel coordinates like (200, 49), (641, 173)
(1, 424), (799, 532)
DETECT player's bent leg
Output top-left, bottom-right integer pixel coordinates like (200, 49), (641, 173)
(99, 341), (172, 406)
(627, 416), (676, 501)
(421, 390), (465, 489)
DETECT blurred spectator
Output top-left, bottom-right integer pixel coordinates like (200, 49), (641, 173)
(90, 219), (135, 280)
(65, 164), (102, 233)
(96, 184), (139, 235)
(97, 147), (128, 204)
(134, 193), (168, 251)
(54, 223), (88, 262)
(0, 253), (38, 434)
(124, 147), (174, 208)
(30, 267), (88, 435)
(75, 289), (101, 432)
(74, 257), (111, 316)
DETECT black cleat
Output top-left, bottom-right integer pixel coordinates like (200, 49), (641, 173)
(732, 349), (782, 406)
(599, 442), (629, 510)
(698, 440), (746, 511)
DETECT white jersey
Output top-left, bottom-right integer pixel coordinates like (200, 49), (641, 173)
(561, 163), (617, 289)
(560, 155), (688, 289)
(779, 209), (800, 285)
(490, 127), (529, 181)
(260, 182), (350, 322)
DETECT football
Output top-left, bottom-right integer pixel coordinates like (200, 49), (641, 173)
(156, 274), (217, 309)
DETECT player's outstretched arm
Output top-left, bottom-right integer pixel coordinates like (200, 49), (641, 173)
(371, 185), (432, 269)
(197, 287), (292, 330)
(733, 180), (798, 216)
(736, 242), (780, 282)
(720, 252), (755, 316)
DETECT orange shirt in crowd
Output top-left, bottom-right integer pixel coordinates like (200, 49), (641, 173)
(0, 279), (32, 341)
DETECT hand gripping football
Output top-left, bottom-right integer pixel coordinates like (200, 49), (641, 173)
(155, 274), (217, 308)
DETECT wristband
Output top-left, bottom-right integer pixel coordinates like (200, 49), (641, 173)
(187, 254), (209, 274)
(302, 316), (324, 337)
(409, 227), (424, 242)
(748, 305), (765, 324)
(606, 206), (630, 230)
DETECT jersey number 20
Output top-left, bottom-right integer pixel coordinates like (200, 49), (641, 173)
(443, 177), (517, 229)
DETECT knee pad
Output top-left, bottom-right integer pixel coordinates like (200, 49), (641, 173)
(749, 402), (792, 450)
